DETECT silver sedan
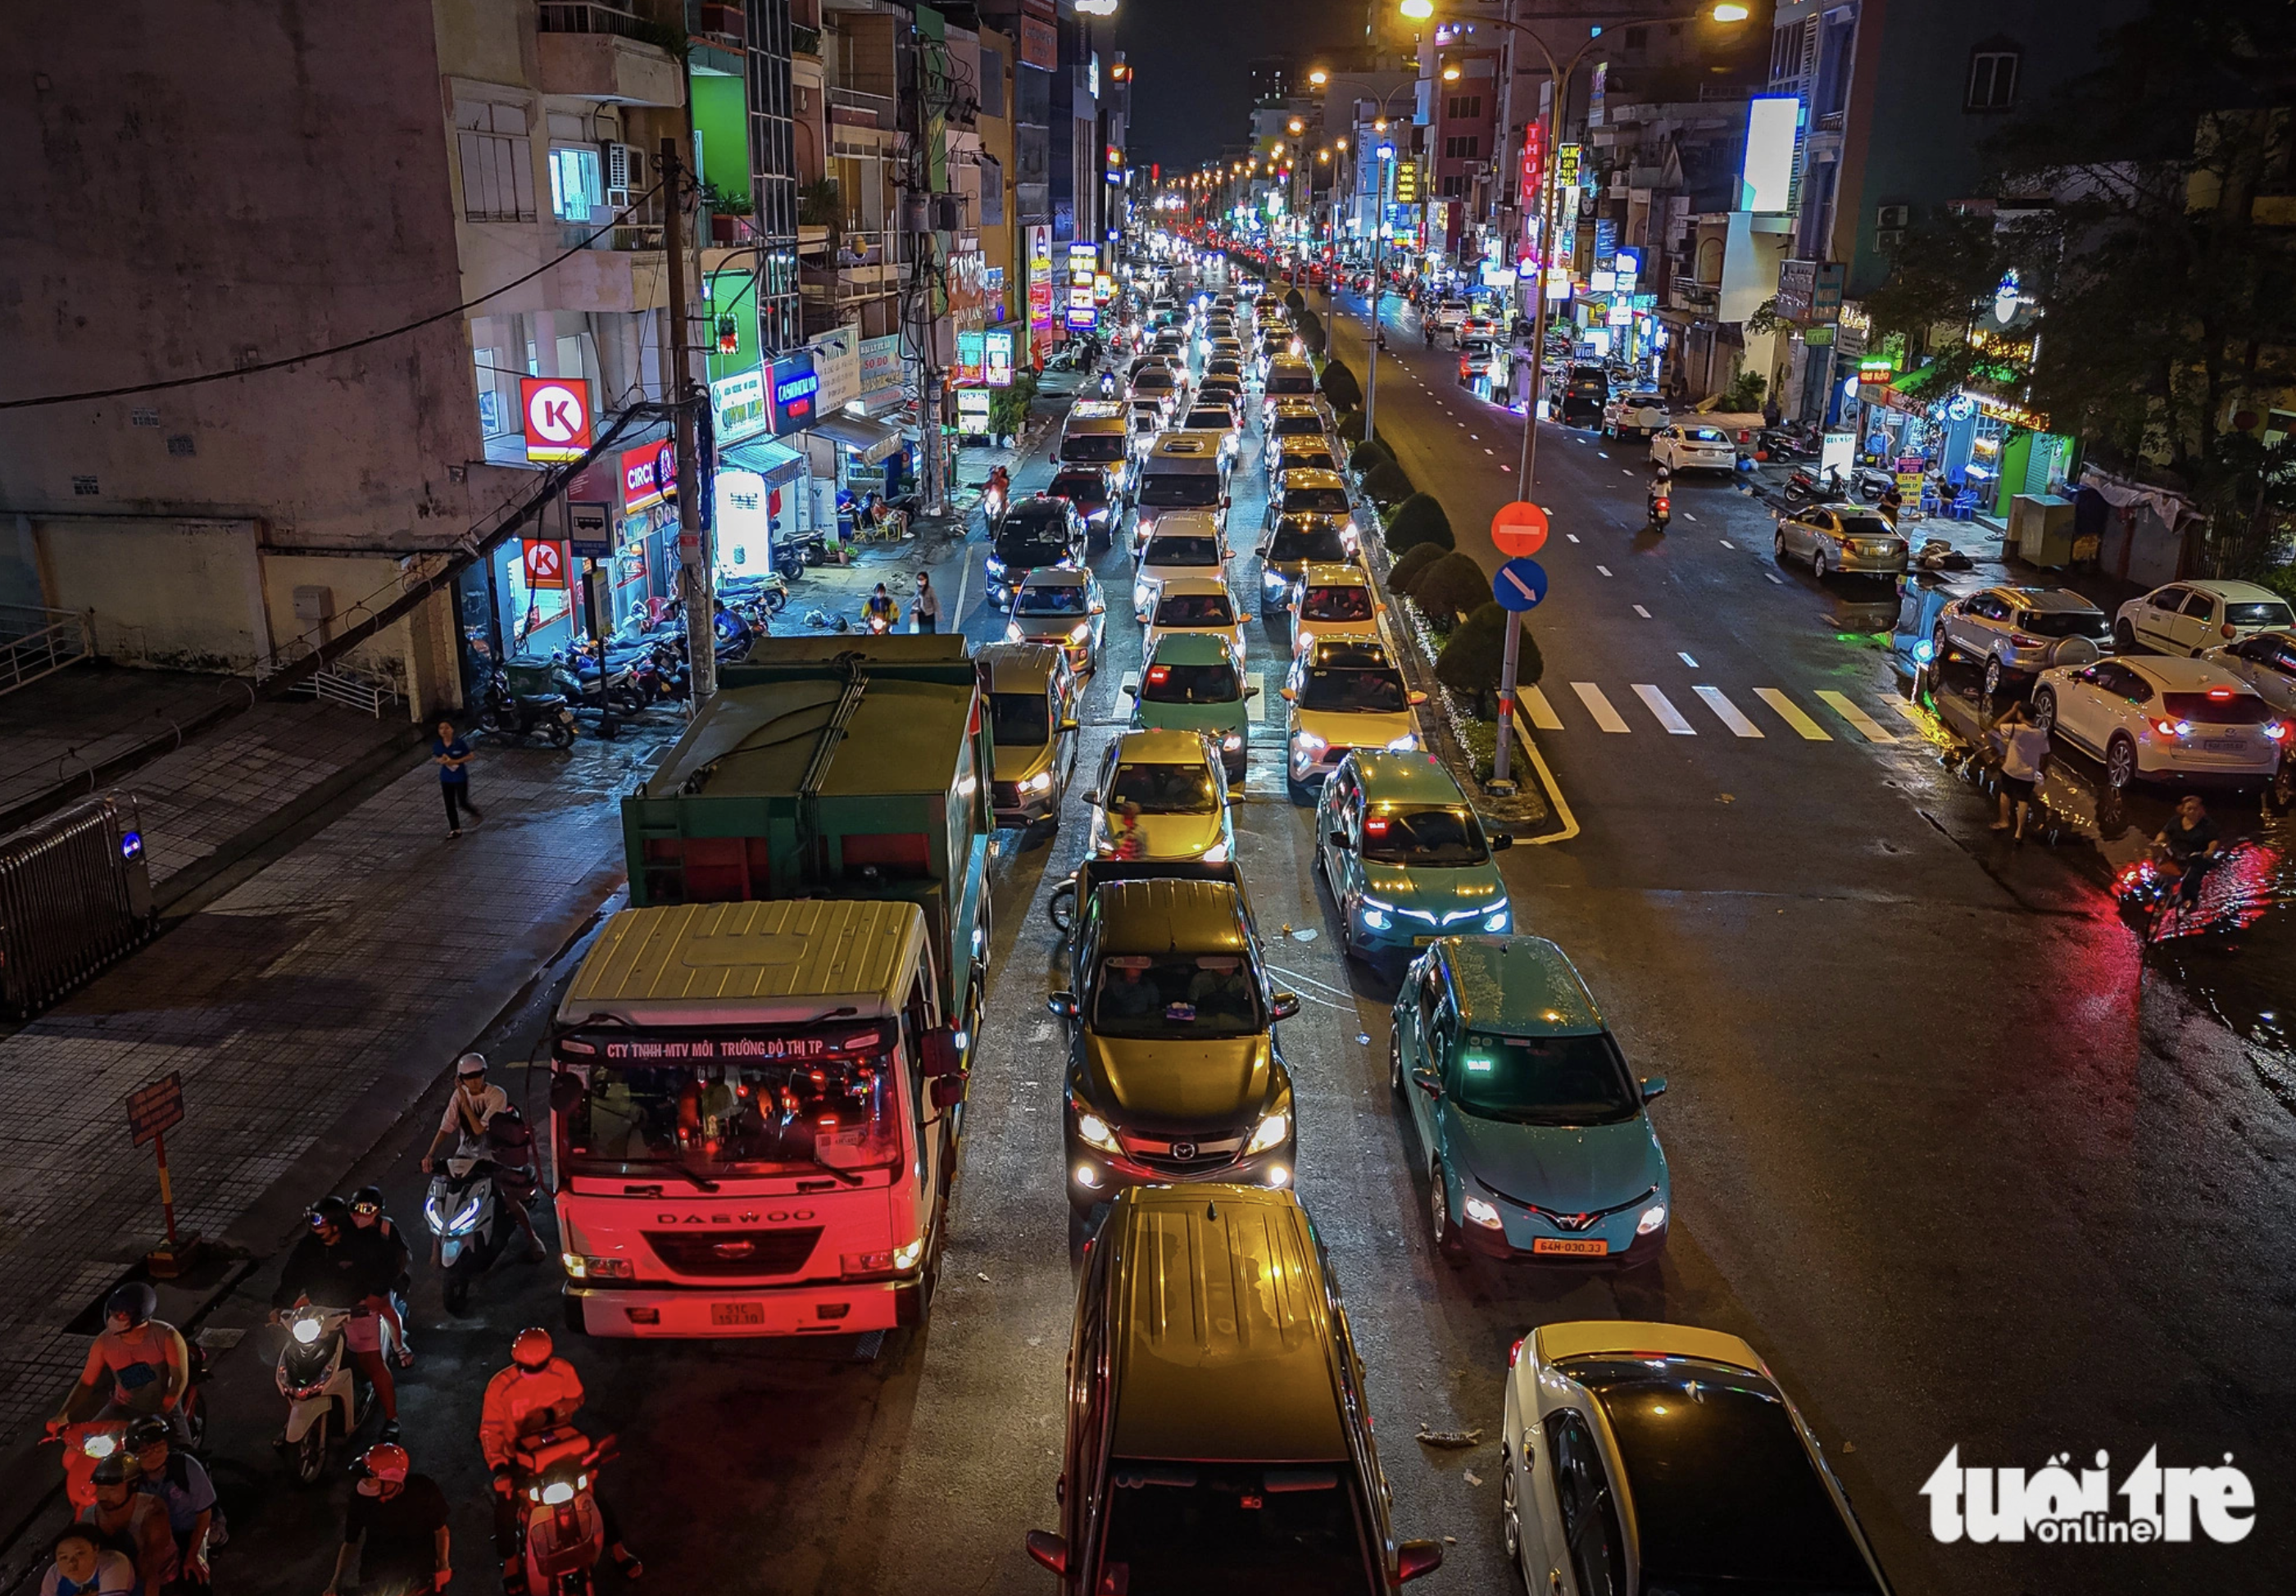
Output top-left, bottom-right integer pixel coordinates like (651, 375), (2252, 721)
(1773, 503), (1908, 579)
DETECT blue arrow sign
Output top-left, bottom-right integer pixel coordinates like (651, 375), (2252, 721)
(1492, 558), (1549, 612)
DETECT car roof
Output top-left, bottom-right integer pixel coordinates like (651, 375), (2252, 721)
(1005, 496), (1069, 522)
(1019, 564), (1090, 587)
(1350, 749), (1468, 803)
(1147, 630), (1238, 664)
(2121, 655), (2260, 690)
(1279, 469), (1350, 491)
(1267, 356), (1314, 373)
(2184, 578), (2288, 601)
(1985, 586), (2100, 613)
(1144, 511), (1222, 537)
(1300, 560), (1368, 586)
(1148, 436), (1217, 458)
(1441, 935), (1604, 1034)
(1272, 397), (1326, 413)
(1155, 574), (1233, 596)
(973, 641), (1065, 691)
(1105, 1186), (1348, 1462)
(1113, 725), (1220, 763)
(1534, 1318), (1763, 1372)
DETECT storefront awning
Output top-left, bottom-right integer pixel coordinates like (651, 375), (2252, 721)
(717, 436), (808, 488)
(809, 412), (905, 465)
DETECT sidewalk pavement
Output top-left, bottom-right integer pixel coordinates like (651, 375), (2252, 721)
(0, 723), (668, 1452)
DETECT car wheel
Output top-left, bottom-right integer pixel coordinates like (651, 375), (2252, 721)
(2032, 688), (2058, 734)
(1811, 545), (1830, 580)
(1984, 654), (2005, 696)
(1389, 1028), (1406, 1095)
(1502, 1459), (1525, 1573)
(2115, 619), (2137, 652)
(1429, 1162), (1467, 1263)
(2107, 734), (2138, 790)
(1772, 528), (1788, 561)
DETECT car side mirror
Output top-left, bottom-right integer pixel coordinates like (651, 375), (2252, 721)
(1410, 1068), (1442, 1099)
(1397, 1542), (1444, 1583)
(1407, 690), (1428, 705)
(929, 1075), (969, 1109)
(1640, 1075), (1669, 1101)
(1024, 1531), (1069, 1575)
(1271, 991), (1301, 1021)
(549, 1072), (583, 1115)
(1047, 991), (1078, 1019)
(1490, 832), (1513, 850)
(1327, 830), (1350, 850)
(1245, 685), (1261, 700)
(919, 1028), (964, 1077)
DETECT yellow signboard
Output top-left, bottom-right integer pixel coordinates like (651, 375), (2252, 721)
(1392, 158), (1420, 202)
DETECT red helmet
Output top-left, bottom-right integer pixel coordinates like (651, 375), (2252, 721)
(361, 1443), (411, 1483)
(510, 1327), (554, 1370)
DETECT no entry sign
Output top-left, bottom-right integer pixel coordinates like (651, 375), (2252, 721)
(1491, 501), (1550, 557)
(522, 377), (592, 463)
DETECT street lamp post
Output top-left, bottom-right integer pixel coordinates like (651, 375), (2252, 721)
(1310, 69), (1421, 447)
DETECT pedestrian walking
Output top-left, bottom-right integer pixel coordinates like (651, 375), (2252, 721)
(432, 719), (483, 840)
(914, 573), (942, 634)
(1991, 702), (2049, 840)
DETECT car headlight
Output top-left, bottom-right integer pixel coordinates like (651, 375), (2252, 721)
(1075, 1111), (1123, 1154)
(1359, 904), (1391, 930)
(1200, 841), (1230, 864)
(1483, 907), (1510, 932)
(1385, 732), (1420, 751)
(1292, 731), (1327, 755)
(562, 1254), (633, 1281)
(1069, 621), (1093, 643)
(1023, 770), (1055, 793)
(1221, 732), (1243, 750)
(985, 557), (1007, 578)
(1463, 1195), (1504, 1230)
(1263, 567), (1288, 587)
(1636, 1203), (1668, 1236)
(1246, 1111), (1290, 1154)
(892, 1236), (927, 1271)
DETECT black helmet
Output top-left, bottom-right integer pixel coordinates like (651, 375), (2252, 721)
(351, 1185), (387, 1213)
(127, 1416), (172, 1449)
(105, 1282), (157, 1328)
(311, 1195), (350, 1230)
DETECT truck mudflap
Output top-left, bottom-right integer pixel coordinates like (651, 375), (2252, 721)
(564, 1272), (923, 1339)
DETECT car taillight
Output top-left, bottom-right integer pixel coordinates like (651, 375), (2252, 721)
(2010, 634), (2044, 648)
(1509, 1336), (1526, 1368)
(2151, 719), (2193, 737)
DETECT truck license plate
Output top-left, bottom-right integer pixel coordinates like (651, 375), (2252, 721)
(711, 1302), (765, 1326)
(1531, 1237), (1609, 1257)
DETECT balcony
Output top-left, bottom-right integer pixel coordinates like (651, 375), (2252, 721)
(829, 87), (896, 130)
(537, 3), (687, 107)
(800, 229), (897, 307)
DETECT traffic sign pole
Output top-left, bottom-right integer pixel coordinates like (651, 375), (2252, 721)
(1486, 510), (1553, 794)
(1495, 614), (1523, 791)
(153, 1131), (179, 1249)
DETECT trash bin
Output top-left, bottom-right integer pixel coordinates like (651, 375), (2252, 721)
(2011, 493), (2077, 568)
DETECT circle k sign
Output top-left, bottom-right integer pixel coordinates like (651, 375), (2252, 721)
(522, 377), (593, 463)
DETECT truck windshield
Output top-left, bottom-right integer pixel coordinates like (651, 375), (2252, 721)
(1091, 954), (1265, 1039)
(991, 692), (1050, 747)
(1095, 1463), (1373, 1594)
(555, 1021), (903, 1179)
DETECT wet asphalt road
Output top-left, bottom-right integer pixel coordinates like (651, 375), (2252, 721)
(127, 270), (2296, 1596)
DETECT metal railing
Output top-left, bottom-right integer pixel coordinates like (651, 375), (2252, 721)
(0, 605), (95, 698)
(0, 793), (155, 1018)
(828, 87), (897, 128)
(291, 661), (403, 719)
(538, 2), (650, 39)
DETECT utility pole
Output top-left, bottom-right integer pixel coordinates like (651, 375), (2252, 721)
(660, 136), (715, 701)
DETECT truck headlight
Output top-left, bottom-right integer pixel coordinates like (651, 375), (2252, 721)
(1463, 1195), (1504, 1230)
(562, 1254), (633, 1281)
(1075, 1112), (1122, 1154)
(1246, 1111), (1290, 1154)
(1200, 841), (1230, 864)
(1636, 1203), (1669, 1236)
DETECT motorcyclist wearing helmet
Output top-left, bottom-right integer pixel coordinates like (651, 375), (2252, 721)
(350, 1186), (415, 1367)
(129, 1417), (216, 1587)
(272, 1198), (399, 1439)
(78, 1455), (173, 1596)
(326, 1444), (451, 1596)
(422, 1054), (506, 1175)
(482, 1330), (640, 1593)
(49, 1285), (190, 1439)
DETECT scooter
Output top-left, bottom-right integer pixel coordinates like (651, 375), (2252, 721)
(1647, 492), (1672, 533)
(504, 1428), (622, 1596)
(475, 669), (577, 750)
(425, 1157), (515, 1314)
(275, 1302), (390, 1485)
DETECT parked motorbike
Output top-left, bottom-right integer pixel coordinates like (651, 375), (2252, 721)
(476, 668), (577, 750)
(504, 1428), (623, 1596)
(1852, 465), (1895, 503)
(275, 1302), (390, 1485)
(424, 1157), (516, 1314)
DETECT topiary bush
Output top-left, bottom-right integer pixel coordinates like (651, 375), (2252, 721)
(1360, 459), (1414, 506)
(1294, 310), (1327, 355)
(1335, 409), (1367, 445)
(1283, 287), (1307, 313)
(1388, 540), (1445, 597)
(1319, 359), (1363, 410)
(1347, 438), (1391, 474)
(1436, 602), (1541, 718)
(1414, 552), (1492, 626)
(1382, 492), (1454, 555)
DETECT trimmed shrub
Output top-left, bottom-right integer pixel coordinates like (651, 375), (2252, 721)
(1347, 438), (1392, 474)
(1414, 552), (1491, 626)
(1382, 492), (1454, 555)
(1388, 540), (1445, 597)
(1436, 602), (1542, 715)
(1360, 459), (1414, 506)
(1335, 409), (1368, 445)
(1283, 286), (1307, 313)
(1319, 359), (1363, 411)
(1294, 310), (1327, 355)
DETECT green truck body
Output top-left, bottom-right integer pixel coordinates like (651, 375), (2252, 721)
(621, 636), (996, 1038)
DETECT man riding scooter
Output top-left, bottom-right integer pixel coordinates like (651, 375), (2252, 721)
(272, 1198), (400, 1441)
(481, 1330), (640, 1595)
(48, 1285), (193, 1444)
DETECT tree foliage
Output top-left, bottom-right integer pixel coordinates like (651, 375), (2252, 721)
(1348, 438), (1392, 473)
(1436, 602), (1541, 714)
(1320, 359), (1364, 410)
(1360, 460), (1415, 506)
(1294, 310), (1327, 356)
(1283, 286), (1307, 313)
(1413, 552), (1491, 623)
(1382, 491), (1453, 553)
(1388, 539), (1445, 596)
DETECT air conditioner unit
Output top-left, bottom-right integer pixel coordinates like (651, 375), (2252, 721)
(606, 143), (644, 206)
(1876, 204), (1909, 229)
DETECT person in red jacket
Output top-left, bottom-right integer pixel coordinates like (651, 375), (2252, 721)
(481, 1329), (640, 1594)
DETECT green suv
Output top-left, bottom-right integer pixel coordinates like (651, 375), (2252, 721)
(1128, 631), (1257, 780)
(1315, 750), (1512, 959)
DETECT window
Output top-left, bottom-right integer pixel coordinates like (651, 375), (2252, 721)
(550, 145), (603, 223)
(456, 101), (536, 223)
(1444, 94), (1482, 120)
(1443, 134), (1481, 160)
(1440, 175), (1468, 197)
(1967, 49), (2020, 111)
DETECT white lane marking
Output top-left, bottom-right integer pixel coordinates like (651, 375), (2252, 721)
(1693, 685), (1763, 737)
(1500, 464), (1513, 472)
(1719, 538), (1736, 549)
(1484, 447), (1495, 455)
(1634, 683), (1697, 735)
(1247, 672), (1267, 721)
(1683, 513), (1698, 523)
(1621, 469), (1634, 477)
(1572, 682), (1632, 733)
(1595, 564), (1613, 577)
(1763, 571), (1782, 584)
(1754, 687), (1831, 741)
(1469, 433), (1479, 440)
(1677, 651), (1699, 668)
(1566, 533), (1580, 543)
(1518, 685), (1563, 730)
(1816, 689), (1897, 743)
(1632, 605), (1651, 618)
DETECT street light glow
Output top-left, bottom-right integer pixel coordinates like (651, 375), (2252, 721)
(1308, 68), (1329, 86)
(1441, 62), (1462, 81)
(1399, 0), (1433, 18)
(1288, 117), (1304, 134)
(1713, 3), (1751, 19)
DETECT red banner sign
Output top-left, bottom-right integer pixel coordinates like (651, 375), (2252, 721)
(620, 440), (677, 511)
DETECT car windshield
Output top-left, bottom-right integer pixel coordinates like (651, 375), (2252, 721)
(1300, 667), (1408, 713)
(1184, 410), (1233, 431)
(1280, 450), (1340, 474)
(1267, 374), (1317, 396)
(1135, 371), (1177, 390)
(1453, 1030), (1640, 1126)
(2228, 600), (2296, 628)
(1138, 475), (1222, 509)
(1301, 585), (1373, 622)
(1622, 392), (1662, 407)
(1015, 583), (1088, 616)
(2162, 691), (2276, 723)
(1207, 359), (1242, 377)
(1146, 535), (1223, 567)
(1272, 414), (1324, 437)
(1093, 1463), (1373, 1594)
(1283, 487), (1352, 514)
(1090, 955), (1266, 1040)
(2017, 607), (2109, 638)
(1360, 805), (1486, 866)
(1143, 659), (1241, 703)
(996, 519), (1070, 566)
(1568, 1359), (1885, 1594)
(556, 1022), (902, 1177)
(1062, 433), (1126, 463)
(989, 691), (1050, 747)
(1050, 472), (1108, 504)
(1109, 759), (1217, 814)
(1268, 521), (1350, 563)
(1156, 592), (1237, 627)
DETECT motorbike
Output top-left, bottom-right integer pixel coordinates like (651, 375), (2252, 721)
(719, 572), (789, 620)
(1851, 465), (1895, 503)
(1647, 492), (1672, 533)
(424, 1157), (517, 1314)
(275, 1301), (390, 1485)
(2113, 840), (2267, 941)
(476, 667), (577, 750)
(504, 1428), (622, 1596)
(1781, 465), (1848, 507)
(863, 606), (899, 637)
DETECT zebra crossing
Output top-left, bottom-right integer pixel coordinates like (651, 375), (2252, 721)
(1518, 680), (1922, 746)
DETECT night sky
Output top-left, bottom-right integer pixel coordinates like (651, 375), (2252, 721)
(1113, 0), (1368, 172)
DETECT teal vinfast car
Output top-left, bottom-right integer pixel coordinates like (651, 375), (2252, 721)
(1390, 936), (1671, 1266)
(1128, 632), (1255, 780)
(1314, 751), (1511, 959)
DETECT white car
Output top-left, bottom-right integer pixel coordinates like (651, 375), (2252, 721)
(2114, 578), (2295, 656)
(1141, 574), (1250, 666)
(1601, 391), (1669, 440)
(2031, 654), (2289, 788)
(2202, 628), (2296, 716)
(1649, 424), (1737, 474)
(1132, 517), (1227, 619)
(1501, 1322), (1894, 1596)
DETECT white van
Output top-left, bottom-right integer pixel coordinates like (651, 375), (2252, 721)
(1129, 436), (1229, 554)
